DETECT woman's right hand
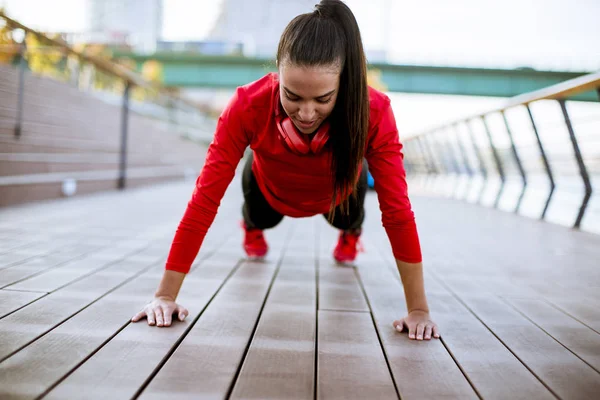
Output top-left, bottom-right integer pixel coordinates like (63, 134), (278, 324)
(131, 296), (189, 327)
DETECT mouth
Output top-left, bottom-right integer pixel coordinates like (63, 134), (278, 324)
(294, 119), (317, 130)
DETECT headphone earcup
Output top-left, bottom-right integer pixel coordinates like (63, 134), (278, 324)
(279, 118), (310, 154)
(310, 121), (330, 154)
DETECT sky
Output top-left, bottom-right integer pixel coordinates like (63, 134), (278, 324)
(2, 0), (598, 135)
(2, 0), (599, 71)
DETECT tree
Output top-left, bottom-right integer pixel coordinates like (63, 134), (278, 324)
(367, 68), (388, 92)
(25, 32), (68, 80)
(0, 10), (18, 65)
(141, 59), (163, 84)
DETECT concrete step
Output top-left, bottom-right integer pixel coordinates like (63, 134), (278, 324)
(0, 165), (200, 207)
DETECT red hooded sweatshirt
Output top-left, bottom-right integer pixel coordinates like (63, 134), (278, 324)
(165, 73), (421, 273)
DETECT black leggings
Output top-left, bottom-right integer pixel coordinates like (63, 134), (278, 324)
(242, 152), (367, 231)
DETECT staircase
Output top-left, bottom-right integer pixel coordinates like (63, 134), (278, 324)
(0, 64), (208, 207)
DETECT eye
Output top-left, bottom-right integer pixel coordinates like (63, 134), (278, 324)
(284, 93), (300, 102)
(317, 97), (333, 104)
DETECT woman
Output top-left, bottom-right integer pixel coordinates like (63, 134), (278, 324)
(132, 0), (440, 341)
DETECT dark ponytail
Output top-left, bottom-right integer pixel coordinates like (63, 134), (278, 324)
(276, 0), (369, 221)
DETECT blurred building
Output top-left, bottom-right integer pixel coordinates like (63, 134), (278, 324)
(87, 0), (163, 53)
(208, 0), (315, 57)
(156, 40), (243, 55)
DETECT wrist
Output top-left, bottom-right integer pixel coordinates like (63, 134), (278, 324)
(155, 269), (186, 302)
(408, 308), (429, 314)
(154, 293), (176, 301)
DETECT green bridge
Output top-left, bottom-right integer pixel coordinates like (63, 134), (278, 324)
(113, 52), (597, 101)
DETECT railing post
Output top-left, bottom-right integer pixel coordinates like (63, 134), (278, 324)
(118, 82), (131, 190)
(424, 133), (445, 192)
(558, 99), (592, 229)
(403, 141), (413, 175)
(465, 120), (488, 204)
(15, 41), (27, 139)
(421, 134), (440, 192)
(417, 136), (437, 175)
(525, 104), (555, 220)
(443, 128), (462, 175)
(70, 56), (81, 87)
(451, 124), (474, 199)
(433, 130), (455, 196)
(414, 136), (434, 190)
(452, 125), (473, 177)
(501, 110), (528, 213)
(425, 137), (437, 175)
(481, 116), (506, 208)
(429, 132), (448, 174)
(441, 128), (463, 198)
(405, 141), (417, 176)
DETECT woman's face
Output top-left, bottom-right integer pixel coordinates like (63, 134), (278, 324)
(279, 63), (340, 135)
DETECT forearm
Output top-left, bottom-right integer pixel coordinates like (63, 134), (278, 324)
(154, 269), (186, 301)
(395, 259), (429, 313)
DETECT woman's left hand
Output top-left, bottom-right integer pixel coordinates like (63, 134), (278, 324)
(393, 310), (440, 340)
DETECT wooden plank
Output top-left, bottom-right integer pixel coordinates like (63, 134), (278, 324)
(230, 230), (316, 399)
(370, 193), (600, 399)
(317, 309), (398, 399)
(316, 219), (466, 400)
(427, 292), (554, 399)
(0, 250), (42, 270)
(0, 289), (45, 319)
(0, 265), (164, 399)
(9, 252), (242, 399)
(0, 238), (87, 270)
(0, 265), (54, 289)
(6, 243), (152, 293)
(505, 297), (600, 372)
(356, 233), (479, 399)
(542, 297), (600, 334)
(138, 249), (285, 399)
(0, 240), (43, 254)
(318, 262), (369, 312)
(452, 293), (600, 400)
(0, 256), (161, 361)
(370, 221), (598, 400)
(0, 244), (112, 289)
(317, 223), (369, 313)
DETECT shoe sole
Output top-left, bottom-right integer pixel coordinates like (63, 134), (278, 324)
(334, 256), (357, 265)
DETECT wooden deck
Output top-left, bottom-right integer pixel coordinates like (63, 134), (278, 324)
(1, 176), (599, 399)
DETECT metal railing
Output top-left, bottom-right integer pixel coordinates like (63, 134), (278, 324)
(403, 71), (600, 233)
(0, 11), (216, 189)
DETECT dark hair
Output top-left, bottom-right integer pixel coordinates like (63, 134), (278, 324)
(276, 0), (369, 221)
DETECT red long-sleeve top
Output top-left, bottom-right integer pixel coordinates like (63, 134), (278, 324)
(165, 73), (422, 273)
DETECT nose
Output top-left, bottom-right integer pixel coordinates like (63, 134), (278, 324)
(297, 104), (316, 122)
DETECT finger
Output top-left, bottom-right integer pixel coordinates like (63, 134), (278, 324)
(393, 319), (404, 333)
(131, 310), (146, 322)
(408, 323), (416, 339)
(177, 306), (189, 321)
(416, 323), (425, 340)
(163, 306), (172, 327)
(147, 310), (156, 326)
(432, 325), (441, 339)
(154, 308), (164, 327)
(424, 325), (433, 340)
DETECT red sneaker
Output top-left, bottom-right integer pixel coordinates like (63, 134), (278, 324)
(242, 222), (268, 258)
(333, 229), (363, 263)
